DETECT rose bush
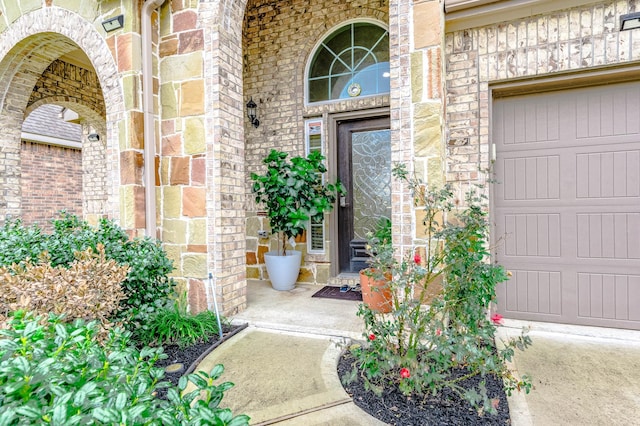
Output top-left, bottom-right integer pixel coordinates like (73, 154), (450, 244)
(345, 164), (532, 416)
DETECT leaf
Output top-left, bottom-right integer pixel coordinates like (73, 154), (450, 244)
(92, 408), (120, 423)
(127, 405), (147, 420)
(73, 389), (87, 406)
(52, 403), (69, 424)
(209, 364), (224, 380)
(115, 392), (128, 410)
(188, 373), (208, 389)
(227, 415), (251, 426)
(15, 405), (41, 419)
(55, 323), (68, 340)
(0, 408), (17, 426)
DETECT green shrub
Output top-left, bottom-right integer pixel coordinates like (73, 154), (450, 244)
(348, 164), (532, 415)
(0, 245), (128, 333)
(0, 311), (249, 425)
(0, 213), (175, 333)
(136, 293), (225, 349)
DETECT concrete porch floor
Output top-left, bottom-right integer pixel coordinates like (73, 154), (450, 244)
(230, 280), (365, 340)
(217, 280), (640, 425)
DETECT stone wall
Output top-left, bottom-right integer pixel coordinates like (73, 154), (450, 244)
(405, 0), (446, 250)
(20, 141), (83, 230)
(243, 0), (390, 284)
(444, 1), (640, 184)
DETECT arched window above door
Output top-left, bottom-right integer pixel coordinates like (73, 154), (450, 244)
(307, 21), (390, 103)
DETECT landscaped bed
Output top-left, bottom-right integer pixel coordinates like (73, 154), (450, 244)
(338, 350), (511, 425)
(0, 215), (250, 425)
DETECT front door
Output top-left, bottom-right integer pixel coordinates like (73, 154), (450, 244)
(337, 116), (391, 273)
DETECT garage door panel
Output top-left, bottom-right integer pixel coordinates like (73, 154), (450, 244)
(500, 269), (563, 316)
(576, 84), (640, 138)
(576, 149), (640, 198)
(493, 81), (640, 330)
(502, 213), (561, 257)
(501, 155), (560, 201)
(577, 212), (640, 259)
(577, 273), (640, 321)
(495, 94), (561, 146)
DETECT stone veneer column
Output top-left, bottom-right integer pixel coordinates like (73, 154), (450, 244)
(158, 1), (247, 315)
(411, 0), (446, 246)
(390, 0), (445, 255)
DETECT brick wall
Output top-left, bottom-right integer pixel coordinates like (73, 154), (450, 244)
(445, 1), (640, 185)
(20, 141), (83, 230)
(243, 0), (389, 284)
(28, 60), (105, 118)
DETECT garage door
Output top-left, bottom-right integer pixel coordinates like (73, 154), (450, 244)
(493, 81), (640, 330)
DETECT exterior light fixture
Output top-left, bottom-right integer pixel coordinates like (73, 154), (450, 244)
(246, 97), (260, 128)
(620, 12), (640, 31)
(102, 15), (124, 32)
(88, 133), (100, 142)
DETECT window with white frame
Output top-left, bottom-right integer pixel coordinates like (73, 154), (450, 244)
(307, 21), (390, 103)
(305, 119), (326, 253)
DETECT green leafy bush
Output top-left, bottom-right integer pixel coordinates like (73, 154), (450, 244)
(347, 164), (532, 415)
(0, 213), (175, 332)
(0, 311), (249, 425)
(136, 293), (225, 349)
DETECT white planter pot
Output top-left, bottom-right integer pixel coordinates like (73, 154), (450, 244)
(264, 250), (302, 291)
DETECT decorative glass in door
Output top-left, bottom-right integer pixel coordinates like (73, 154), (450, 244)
(352, 129), (391, 240)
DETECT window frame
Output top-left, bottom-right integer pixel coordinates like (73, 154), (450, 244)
(304, 18), (390, 106)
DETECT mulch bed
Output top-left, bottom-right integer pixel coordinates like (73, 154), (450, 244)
(337, 351), (511, 425)
(152, 323), (247, 396)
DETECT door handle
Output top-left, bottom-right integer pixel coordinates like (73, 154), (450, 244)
(340, 196), (348, 207)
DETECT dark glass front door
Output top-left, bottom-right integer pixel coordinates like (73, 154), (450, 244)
(337, 116), (391, 273)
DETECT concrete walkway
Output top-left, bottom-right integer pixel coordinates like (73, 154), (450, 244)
(498, 321), (640, 426)
(194, 280), (640, 425)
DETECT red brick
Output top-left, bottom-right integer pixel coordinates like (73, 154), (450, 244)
(179, 30), (204, 54)
(182, 187), (206, 217)
(188, 279), (207, 313)
(173, 10), (197, 32)
(170, 157), (190, 185)
(191, 157), (205, 185)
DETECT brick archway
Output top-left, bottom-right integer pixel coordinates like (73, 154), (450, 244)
(0, 7), (123, 223)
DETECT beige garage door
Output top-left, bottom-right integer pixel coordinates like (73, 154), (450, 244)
(493, 81), (640, 330)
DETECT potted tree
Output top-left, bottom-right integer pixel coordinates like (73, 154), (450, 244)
(251, 149), (344, 290)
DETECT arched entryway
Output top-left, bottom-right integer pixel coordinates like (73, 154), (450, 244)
(0, 7), (123, 225)
(242, 1), (392, 285)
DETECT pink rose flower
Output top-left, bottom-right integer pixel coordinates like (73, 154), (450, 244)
(491, 313), (504, 325)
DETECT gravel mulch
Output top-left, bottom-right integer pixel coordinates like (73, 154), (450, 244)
(337, 351), (511, 425)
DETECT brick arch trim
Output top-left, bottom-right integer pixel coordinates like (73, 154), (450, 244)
(0, 7), (123, 221)
(0, 7), (123, 117)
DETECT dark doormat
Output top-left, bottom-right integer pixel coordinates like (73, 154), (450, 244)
(312, 285), (362, 301)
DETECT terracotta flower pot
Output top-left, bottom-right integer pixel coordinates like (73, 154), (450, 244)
(359, 269), (392, 313)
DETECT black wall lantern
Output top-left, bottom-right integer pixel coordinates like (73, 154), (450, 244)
(621, 11), (640, 31)
(246, 97), (260, 128)
(102, 15), (124, 32)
